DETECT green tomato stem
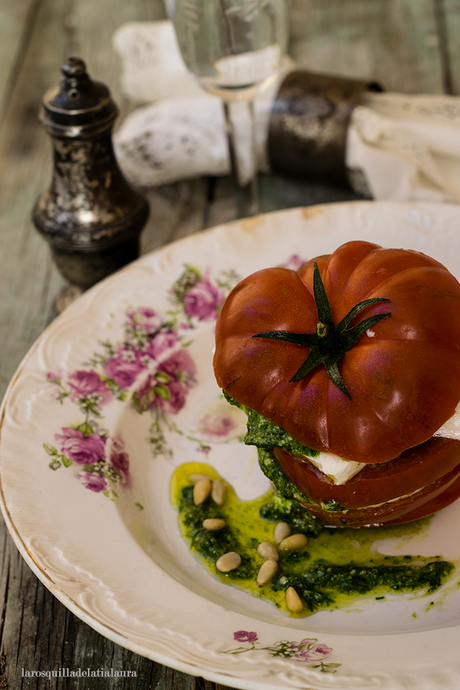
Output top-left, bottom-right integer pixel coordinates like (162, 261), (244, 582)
(253, 263), (391, 399)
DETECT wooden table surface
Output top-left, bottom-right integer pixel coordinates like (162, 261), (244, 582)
(0, 0), (458, 687)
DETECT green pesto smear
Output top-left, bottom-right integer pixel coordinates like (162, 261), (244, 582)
(171, 462), (455, 618)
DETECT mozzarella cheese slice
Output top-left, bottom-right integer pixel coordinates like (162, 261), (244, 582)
(301, 451), (364, 485)
(434, 403), (460, 439)
(302, 403), (460, 486)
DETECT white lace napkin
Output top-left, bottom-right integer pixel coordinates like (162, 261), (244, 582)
(347, 93), (460, 203)
(113, 21), (460, 203)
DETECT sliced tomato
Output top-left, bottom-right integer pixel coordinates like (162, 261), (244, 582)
(273, 441), (460, 526)
(274, 437), (460, 508)
(293, 467), (460, 527)
(385, 473), (460, 525)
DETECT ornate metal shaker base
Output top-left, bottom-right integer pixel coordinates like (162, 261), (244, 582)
(33, 57), (149, 292)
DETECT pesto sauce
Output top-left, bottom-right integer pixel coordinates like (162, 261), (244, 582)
(257, 446), (315, 507)
(223, 391), (319, 458)
(171, 462), (454, 617)
(223, 394), (349, 512)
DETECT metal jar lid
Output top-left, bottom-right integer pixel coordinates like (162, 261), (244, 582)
(38, 57), (118, 138)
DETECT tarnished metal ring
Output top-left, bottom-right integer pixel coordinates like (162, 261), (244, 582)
(268, 70), (383, 186)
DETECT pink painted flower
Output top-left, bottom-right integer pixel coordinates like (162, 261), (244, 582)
(233, 631), (258, 643)
(47, 370), (66, 402)
(110, 437), (132, 489)
(291, 640), (332, 662)
(127, 307), (163, 334)
(199, 412), (238, 439)
(183, 274), (225, 321)
(159, 349), (196, 381)
(134, 349), (197, 414)
(78, 471), (108, 492)
(134, 375), (188, 415)
(146, 329), (179, 359)
(133, 375), (156, 412)
(157, 379), (189, 415)
(104, 348), (146, 389)
(67, 369), (110, 401)
(56, 427), (106, 465)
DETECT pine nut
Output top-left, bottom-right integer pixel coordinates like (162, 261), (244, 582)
(203, 518), (226, 531)
(193, 478), (212, 505)
(257, 541), (279, 561)
(286, 587), (304, 613)
(189, 473), (211, 483)
(274, 521), (291, 544)
(257, 559), (278, 586)
(279, 534), (308, 552)
(211, 479), (226, 505)
(216, 552), (241, 572)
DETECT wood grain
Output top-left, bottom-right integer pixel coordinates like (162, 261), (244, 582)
(289, 0), (445, 93)
(0, 0), (213, 686)
(440, 0), (460, 94)
(0, 0), (38, 123)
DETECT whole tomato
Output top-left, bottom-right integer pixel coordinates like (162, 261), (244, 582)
(213, 241), (460, 465)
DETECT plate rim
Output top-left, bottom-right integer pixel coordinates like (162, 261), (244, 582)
(3, 200), (460, 690)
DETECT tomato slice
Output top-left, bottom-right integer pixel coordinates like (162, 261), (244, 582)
(274, 437), (460, 507)
(273, 437), (460, 526)
(294, 465), (460, 527)
(385, 472), (460, 525)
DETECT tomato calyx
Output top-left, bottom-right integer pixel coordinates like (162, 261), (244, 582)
(253, 262), (392, 399)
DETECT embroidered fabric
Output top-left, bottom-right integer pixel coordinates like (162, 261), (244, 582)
(347, 92), (460, 203)
(113, 95), (277, 187)
(112, 21), (292, 185)
(112, 20), (460, 204)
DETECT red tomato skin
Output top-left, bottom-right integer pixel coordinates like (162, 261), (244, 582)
(273, 447), (460, 526)
(273, 437), (460, 508)
(213, 241), (460, 463)
(307, 469), (460, 527)
(384, 472), (460, 525)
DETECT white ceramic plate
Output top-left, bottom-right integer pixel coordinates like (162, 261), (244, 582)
(3, 201), (460, 690)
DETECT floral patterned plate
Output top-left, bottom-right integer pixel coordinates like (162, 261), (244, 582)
(2, 202), (460, 690)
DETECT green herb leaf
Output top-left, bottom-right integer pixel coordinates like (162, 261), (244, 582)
(253, 263), (391, 399)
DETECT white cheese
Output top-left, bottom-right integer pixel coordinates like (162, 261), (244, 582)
(434, 402), (460, 439)
(301, 451), (364, 485)
(301, 403), (460, 486)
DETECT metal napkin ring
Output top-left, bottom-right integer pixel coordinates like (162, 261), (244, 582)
(268, 70), (383, 186)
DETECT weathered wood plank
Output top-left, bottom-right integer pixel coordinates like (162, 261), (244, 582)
(258, 175), (358, 214)
(432, 0), (454, 94)
(62, 0), (166, 119)
(204, 174), (359, 230)
(0, 0), (214, 686)
(140, 179), (210, 254)
(0, 0), (38, 124)
(440, 0), (460, 94)
(0, 0), (75, 398)
(288, 0), (445, 94)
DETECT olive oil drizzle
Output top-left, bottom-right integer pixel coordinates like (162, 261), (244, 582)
(171, 462), (454, 617)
